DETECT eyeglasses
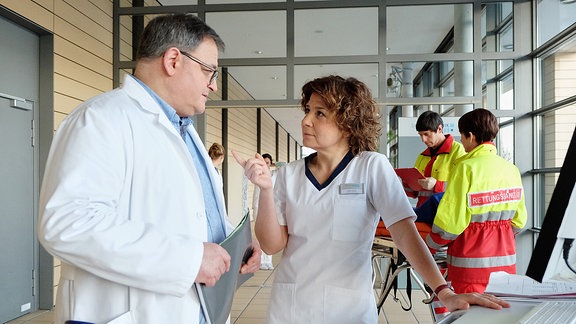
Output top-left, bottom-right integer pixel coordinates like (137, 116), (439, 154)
(180, 50), (219, 85)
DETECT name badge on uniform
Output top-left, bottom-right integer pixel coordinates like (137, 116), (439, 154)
(339, 183), (365, 195)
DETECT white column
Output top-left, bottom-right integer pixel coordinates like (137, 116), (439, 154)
(454, 4), (474, 116)
(401, 62), (414, 117)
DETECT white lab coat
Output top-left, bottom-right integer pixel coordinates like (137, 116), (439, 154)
(38, 75), (232, 324)
(268, 151), (415, 323)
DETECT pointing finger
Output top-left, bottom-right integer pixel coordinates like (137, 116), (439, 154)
(231, 150), (246, 167)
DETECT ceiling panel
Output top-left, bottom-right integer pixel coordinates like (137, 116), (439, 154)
(294, 7), (378, 57)
(207, 11), (286, 58)
(386, 5), (457, 54)
(155, 1), (455, 148)
(227, 66), (286, 100)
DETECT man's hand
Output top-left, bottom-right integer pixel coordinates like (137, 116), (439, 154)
(195, 242), (231, 287)
(418, 177), (437, 191)
(240, 239), (263, 274)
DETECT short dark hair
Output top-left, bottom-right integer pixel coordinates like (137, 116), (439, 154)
(262, 153), (273, 162)
(458, 108), (499, 144)
(416, 111), (443, 132)
(137, 14), (225, 59)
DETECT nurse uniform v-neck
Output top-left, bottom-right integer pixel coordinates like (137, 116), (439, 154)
(304, 150), (355, 190)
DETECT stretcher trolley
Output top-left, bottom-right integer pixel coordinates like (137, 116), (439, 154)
(372, 221), (448, 322)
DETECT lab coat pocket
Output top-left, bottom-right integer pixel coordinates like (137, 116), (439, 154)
(324, 285), (376, 323)
(332, 193), (368, 241)
(106, 311), (133, 324)
(267, 283), (296, 324)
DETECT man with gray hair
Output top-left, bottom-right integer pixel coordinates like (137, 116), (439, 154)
(38, 14), (261, 324)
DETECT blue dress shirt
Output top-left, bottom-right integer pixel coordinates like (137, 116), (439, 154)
(133, 76), (226, 244)
(133, 76), (226, 324)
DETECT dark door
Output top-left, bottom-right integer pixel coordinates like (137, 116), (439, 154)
(0, 13), (39, 322)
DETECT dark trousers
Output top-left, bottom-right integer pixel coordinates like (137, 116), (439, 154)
(414, 192), (444, 224)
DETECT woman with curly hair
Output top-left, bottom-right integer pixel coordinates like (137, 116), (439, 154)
(234, 75), (508, 323)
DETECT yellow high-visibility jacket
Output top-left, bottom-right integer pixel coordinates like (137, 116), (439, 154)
(410, 134), (465, 206)
(425, 143), (527, 292)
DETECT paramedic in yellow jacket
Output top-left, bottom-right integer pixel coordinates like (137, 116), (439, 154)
(408, 111), (466, 207)
(425, 108), (527, 294)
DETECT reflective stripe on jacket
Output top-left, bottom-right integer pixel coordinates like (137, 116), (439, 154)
(412, 134), (465, 206)
(425, 143), (527, 290)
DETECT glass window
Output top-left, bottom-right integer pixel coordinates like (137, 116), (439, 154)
(439, 61), (454, 80)
(440, 78), (455, 97)
(498, 24), (514, 52)
(482, 70), (514, 110)
(482, 2), (514, 52)
(537, 0), (576, 46)
(482, 60), (514, 110)
(540, 107), (576, 169)
(390, 61), (472, 98)
(419, 67), (436, 97)
(499, 74), (514, 110)
(535, 106), (576, 228)
(498, 119), (514, 162)
(539, 38), (576, 108)
(500, 2), (513, 19)
(294, 64), (379, 100)
(535, 172), (560, 228)
(534, 35), (576, 230)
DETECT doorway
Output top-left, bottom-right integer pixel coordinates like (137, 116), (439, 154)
(0, 95), (35, 322)
(0, 13), (41, 322)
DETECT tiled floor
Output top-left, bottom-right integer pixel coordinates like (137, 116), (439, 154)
(6, 252), (435, 324)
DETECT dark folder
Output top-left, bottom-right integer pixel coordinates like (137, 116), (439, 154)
(195, 212), (254, 324)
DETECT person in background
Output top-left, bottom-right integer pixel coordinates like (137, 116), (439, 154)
(209, 142), (225, 174)
(406, 111), (466, 211)
(234, 75), (509, 323)
(37, 13), (261, 324)
(425, 108), (527, 294)
(252, 153), (276, 270)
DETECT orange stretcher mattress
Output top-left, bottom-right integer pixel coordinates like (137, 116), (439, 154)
(375, 220), (432, 241)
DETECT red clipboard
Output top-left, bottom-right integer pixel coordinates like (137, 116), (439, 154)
(395, 168), (425, 191)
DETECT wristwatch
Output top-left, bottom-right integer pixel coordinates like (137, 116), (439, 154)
(434, 284), (454, 297)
